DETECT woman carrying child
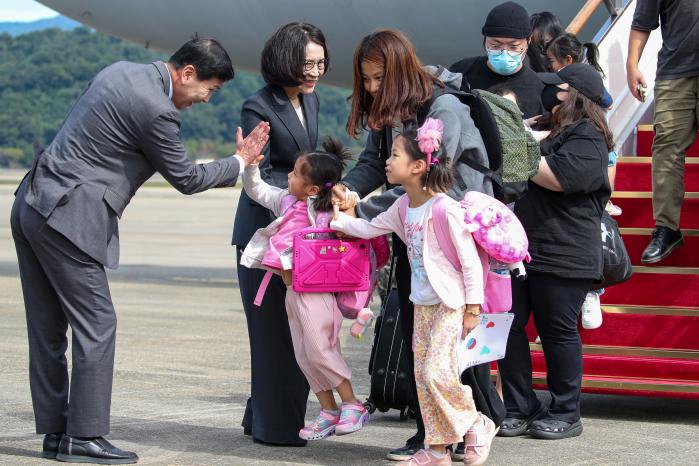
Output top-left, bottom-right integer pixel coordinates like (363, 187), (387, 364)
(239, 140), (373, 441)
(332, 119), (497, 466)
(497, 64), (612, 439)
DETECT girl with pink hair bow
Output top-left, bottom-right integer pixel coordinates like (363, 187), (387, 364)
(332, 118), (497, 466)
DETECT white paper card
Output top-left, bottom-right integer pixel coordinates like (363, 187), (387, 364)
(457, 313), (514, 373)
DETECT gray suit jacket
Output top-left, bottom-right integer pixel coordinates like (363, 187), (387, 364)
(231, 84), (318, 247)
(21, 60), (241, 269)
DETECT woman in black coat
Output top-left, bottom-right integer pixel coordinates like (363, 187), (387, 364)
(231, 22), (328, 446)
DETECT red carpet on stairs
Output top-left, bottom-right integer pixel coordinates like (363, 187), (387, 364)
(614, 158), (699, 192)
(636, 126), (699, 158)
(610, 197), (699, 229)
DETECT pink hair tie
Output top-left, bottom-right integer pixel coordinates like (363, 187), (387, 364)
(324, 182), (334, 188)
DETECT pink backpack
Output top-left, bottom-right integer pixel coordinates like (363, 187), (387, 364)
(398, 192), (529, 313)
(292, 227), (371, 293)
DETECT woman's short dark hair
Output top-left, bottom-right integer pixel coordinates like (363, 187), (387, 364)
(169, 37), (234, 81)
(260, 22), (328, 87)
(399, 125), (453, 193)
(530, 11), (564, 48)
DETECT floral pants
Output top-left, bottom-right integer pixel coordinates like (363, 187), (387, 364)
(414, 302), (479, 445)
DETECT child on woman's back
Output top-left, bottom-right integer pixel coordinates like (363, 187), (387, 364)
(240, 139), (372, 440)
(332, 119), (497, 465)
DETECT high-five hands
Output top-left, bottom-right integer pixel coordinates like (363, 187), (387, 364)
(236, 121), (270, 166)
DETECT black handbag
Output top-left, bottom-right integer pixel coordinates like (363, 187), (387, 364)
(592, 211), (633, 290)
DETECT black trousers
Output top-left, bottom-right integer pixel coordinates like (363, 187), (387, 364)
(11, 187), (115, 437)
(498, 271), (591, 423)
(236, 248), (310, 444)
(393, 238), (426, 444)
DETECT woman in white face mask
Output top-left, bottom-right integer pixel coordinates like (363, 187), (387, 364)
(450, 1), (546, 119)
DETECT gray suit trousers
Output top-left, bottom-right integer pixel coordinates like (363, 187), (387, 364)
(11, 181), (116, 437)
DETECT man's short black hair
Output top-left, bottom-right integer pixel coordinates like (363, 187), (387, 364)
(261, 22), (328, 87)
(169, 37), (235, 81)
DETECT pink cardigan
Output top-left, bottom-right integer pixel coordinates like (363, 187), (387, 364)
(331, 193), (485, 310)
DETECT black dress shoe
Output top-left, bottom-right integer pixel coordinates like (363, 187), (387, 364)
(42, 433), (63, 459)
(56, 435), (138, 464)
(641, 226), (683, 264)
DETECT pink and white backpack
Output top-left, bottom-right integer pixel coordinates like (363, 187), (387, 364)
(399, 191), (530, 313)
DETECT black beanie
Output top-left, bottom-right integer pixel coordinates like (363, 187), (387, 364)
(482, 1), (532, 39)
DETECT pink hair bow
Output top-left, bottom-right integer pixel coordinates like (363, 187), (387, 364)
(416, 117), (444, 168)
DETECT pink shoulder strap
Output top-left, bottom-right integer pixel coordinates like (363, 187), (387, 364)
(399, 194), (461, 272)
(398, 195), (410, 223)
(315, 211), (333, 229)
(431, 196), (462, 272)
(280, 194), (297, 215)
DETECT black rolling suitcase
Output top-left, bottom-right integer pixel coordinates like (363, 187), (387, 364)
(363, 257), (415, 419)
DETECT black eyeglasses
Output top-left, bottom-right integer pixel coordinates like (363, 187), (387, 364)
(303, 59), (329, 72)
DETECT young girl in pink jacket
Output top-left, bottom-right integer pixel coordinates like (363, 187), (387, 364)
(240, 139), (372, 441)
(332, 119), (497, 466)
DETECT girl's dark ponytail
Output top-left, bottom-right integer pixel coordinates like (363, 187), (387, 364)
(301, 137), (352, 212)
(546, 33), (606, 78)
(583, 41), (605, 78)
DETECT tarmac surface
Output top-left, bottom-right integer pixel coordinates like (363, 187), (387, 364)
(0, 175), (697, 465)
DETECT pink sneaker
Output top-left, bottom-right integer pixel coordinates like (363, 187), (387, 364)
(335, 401), (369, 435)
(463, 413), (497, 465)
(396, 449), (452, 466)
(299, 409), (340, 441)
(350, 308), (375, 340)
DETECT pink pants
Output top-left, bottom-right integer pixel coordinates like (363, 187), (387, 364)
(285, 289), (352, 393)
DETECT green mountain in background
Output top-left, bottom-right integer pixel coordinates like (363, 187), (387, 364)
(0, 26), (355, 168)
(0, 15), (79, 35)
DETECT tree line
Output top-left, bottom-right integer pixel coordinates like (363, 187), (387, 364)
(0, 27), (356, 168)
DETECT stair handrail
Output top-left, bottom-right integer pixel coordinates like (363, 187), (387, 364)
(566, 0), (622, 35)
(592, 0), (662, 153)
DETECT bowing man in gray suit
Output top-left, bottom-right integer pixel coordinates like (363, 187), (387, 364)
(10, 38), (269, 464)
